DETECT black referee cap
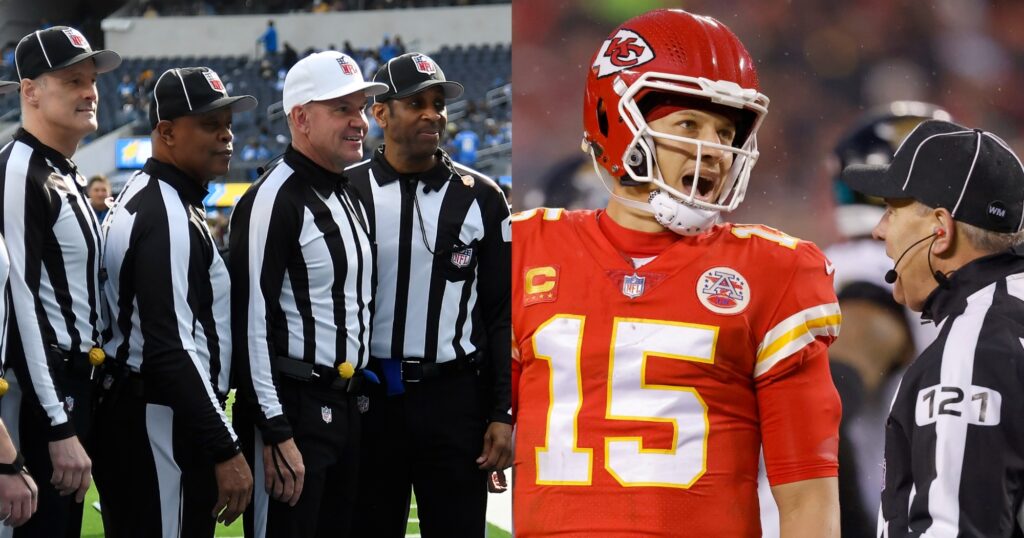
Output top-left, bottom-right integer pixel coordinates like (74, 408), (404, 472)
(373, 52), (463, 103)
(842, 120), (1024, 234)
(15, 26), (121, 80)
(149, 67), (257, 129)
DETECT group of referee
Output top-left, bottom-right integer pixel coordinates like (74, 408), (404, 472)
(0, 24), (510, 538)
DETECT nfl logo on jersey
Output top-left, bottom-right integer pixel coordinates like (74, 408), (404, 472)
(451, 246), (473, 268)
(622, 273), (645, 298)
(321, 405), (332, 424)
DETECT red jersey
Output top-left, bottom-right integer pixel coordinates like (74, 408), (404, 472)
(511, 209), (841, 537)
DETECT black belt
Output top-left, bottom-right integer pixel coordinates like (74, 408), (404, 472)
(273, 358), (363, 392)
(396, 353), (478, 383)
(50, 346), (94, 377)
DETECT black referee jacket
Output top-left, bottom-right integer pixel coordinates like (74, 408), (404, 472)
(347, 147), (511, 424)
(102, 158), (239, 462)
(880, 249), (1024, 537)
(229, 145), (375, 444)
(0, 128), (104, 440)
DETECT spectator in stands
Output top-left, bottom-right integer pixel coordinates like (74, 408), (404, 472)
(343, 40), (356, 58)
(117, 74), (136, 100)
(362, 51), (380, 80)
(86, 175), (112, 221)
(259, 20), (278, 57)
(1, 41), (15, 70)
(379, 36), (399, 62)
(483, 118), (504, 147)
(393, 35), (406, 55)
(281, 42), (298, 71)
(241, 137), (272, 179)
(452, 122), (479, 167)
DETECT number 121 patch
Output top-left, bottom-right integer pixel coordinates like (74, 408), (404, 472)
(915, 384), (1002, 426)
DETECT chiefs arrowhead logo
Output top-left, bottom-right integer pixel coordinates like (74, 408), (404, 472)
(593, 29), (655, 78)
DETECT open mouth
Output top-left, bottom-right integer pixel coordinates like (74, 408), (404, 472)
(681, 174), (717, 199)
(343, 135), (362, 142)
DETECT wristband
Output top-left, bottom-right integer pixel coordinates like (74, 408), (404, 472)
(0, 452), (25, 475)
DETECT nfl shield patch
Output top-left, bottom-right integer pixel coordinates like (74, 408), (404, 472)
(337, 57), (357, 75)
(357, 395), (370, 414)
(622, 273), (645, 299)
(65, 396), (75, 412)
(62, 28), (89, 49)
(412, 54), (436, 75)
(451, 246), (473, 268)
(203, 70), (226, 93)
(321, 405), (333, 424)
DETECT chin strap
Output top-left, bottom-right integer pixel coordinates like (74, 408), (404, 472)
(648, 190), (720, 236)
(588, 151), (719, 236)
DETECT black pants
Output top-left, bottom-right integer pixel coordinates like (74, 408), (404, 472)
(0, 369), (93, 538)
(237, 378), (361, 538)
(353, 368), (488, 538)
(91, 385), (219, 538)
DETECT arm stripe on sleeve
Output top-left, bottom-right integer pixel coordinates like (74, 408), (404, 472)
(755, 302), (841, 378)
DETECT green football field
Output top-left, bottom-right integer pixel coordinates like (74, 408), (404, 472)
(78, 392), (512, 537)
(80, 489), (511, 537)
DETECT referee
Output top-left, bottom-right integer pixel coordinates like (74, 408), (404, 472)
(0, 79), (40, 522)
(229, 51), (384, 537)
(349, 52), (512, 538)
(842, 120), (1024, 537)
(0, 26), (119, 538)
(93, 67), (254, 537)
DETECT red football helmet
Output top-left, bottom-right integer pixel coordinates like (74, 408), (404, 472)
(583, 9), (769, 215)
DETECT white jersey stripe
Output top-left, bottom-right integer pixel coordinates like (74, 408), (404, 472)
(923, 282), (995, 534)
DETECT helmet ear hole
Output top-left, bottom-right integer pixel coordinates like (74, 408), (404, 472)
(597, 98), (609, 137)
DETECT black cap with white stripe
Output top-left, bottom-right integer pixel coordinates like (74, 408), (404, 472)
(15, 26), (121, 81)
(842, 120), (1024, 233)
(149, 67), (257, 129)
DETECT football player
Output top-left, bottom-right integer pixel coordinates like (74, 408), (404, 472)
(511, 9), (842, 537)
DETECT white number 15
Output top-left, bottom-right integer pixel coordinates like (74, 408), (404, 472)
(532, 315), (717, 488)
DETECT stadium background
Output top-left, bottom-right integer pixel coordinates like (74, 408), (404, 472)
(0, 0), (511, 536)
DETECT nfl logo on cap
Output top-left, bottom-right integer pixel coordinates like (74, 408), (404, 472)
(203, 70), (226, 93)
(62, 27), (88, 49)
(413, 54), (435, 75)
(337, 57), (357, 75)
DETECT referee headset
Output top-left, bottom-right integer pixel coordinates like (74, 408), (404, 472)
(884, 225), (950, 289)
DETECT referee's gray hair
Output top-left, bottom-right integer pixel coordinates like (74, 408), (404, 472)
(958, 222), (1024, 253)
(914, 202), (1024, 253)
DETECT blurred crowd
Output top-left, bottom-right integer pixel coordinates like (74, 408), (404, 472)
(512, 0), (1024, 247)
(131, 0), (507, 17)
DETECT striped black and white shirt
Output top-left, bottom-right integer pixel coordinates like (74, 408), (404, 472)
(102, 158), (238, 461)
(0, 128), (104, 439)
(229, 145), (374, 444)
(880, 249), (1024, 537)
(347, 147), (511, 424)
(0, 235), (10, 377)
